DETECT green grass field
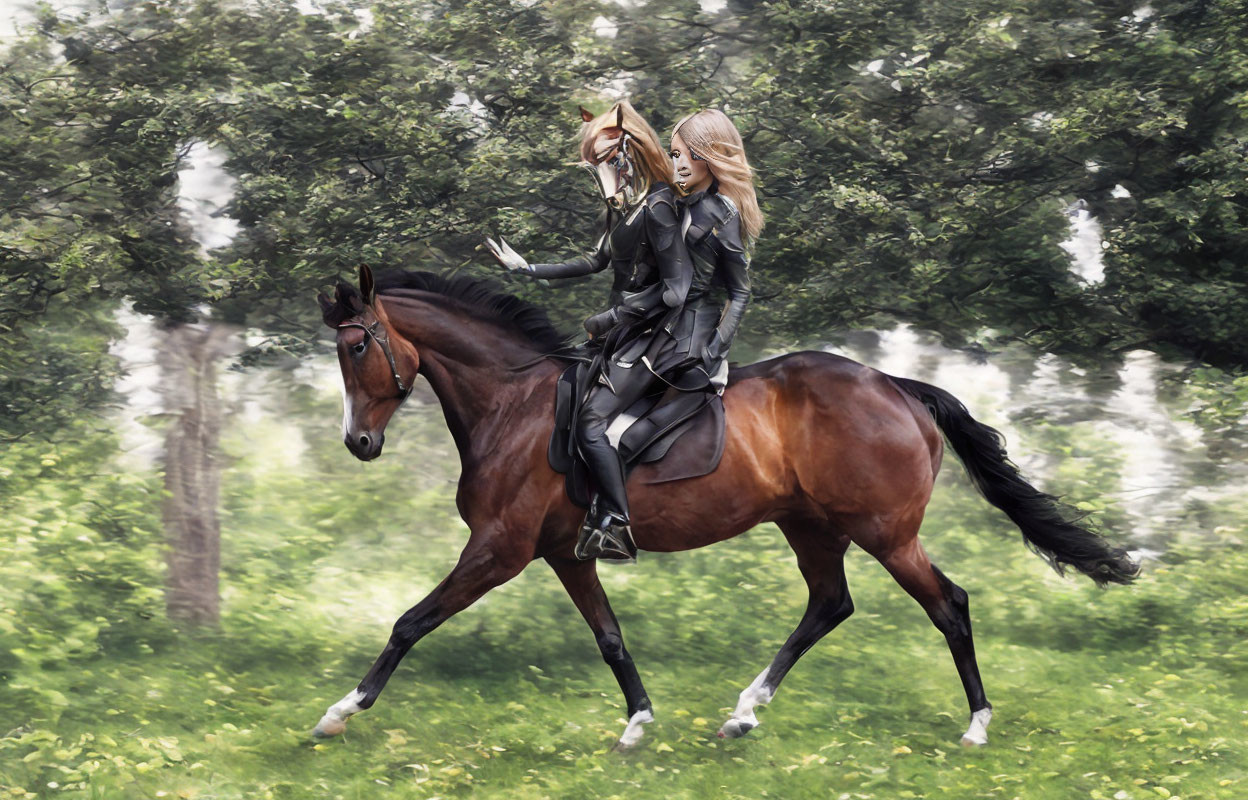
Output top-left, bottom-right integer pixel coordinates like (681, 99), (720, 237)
(2, 407), (1245, 800)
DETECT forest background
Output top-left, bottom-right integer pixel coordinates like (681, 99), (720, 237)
(1, 0), (1246, 798)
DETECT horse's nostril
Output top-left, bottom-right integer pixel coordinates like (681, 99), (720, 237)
(359, 434), (370, 448)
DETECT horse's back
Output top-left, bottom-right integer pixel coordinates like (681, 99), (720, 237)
(725, 350), (906, 412)
(726, 349), (871, 386)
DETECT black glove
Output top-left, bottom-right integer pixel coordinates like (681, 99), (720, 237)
(584, 307), (620, 337)
(703, 330), (725, 362)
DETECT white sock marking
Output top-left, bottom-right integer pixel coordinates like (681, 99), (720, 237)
(734, 667), (773, 718)
(314, 688), (366, 736)
(961, 707), (993, 746)
(331, 688), (367, 717)
(721, 667), (773, 736)
(616, 709), (654, 748)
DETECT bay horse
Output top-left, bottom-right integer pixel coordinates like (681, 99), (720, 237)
(312, 265), (1137, 749)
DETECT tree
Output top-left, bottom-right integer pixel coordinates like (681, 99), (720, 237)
(3, 0), (1247, 625)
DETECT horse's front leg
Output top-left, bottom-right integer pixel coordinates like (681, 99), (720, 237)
(313, 534), (530, 738)
(547, 556), (654, 750)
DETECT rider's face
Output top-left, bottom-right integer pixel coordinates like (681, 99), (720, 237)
(670, 131), (711, 194)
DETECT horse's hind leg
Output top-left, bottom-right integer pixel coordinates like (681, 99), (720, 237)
(876, 534), (993, 746)
(719, 519), (853, 739)
(547, 556), (654, 750)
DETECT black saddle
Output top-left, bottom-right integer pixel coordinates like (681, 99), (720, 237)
(548, 360), (726, 509)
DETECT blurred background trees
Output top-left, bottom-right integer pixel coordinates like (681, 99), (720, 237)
(2, 0), (1245, 618)
(1, 4), (1246, 796)
(5, 0), (1246, 422)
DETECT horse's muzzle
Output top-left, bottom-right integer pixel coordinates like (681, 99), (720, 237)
(345, 431), (384, 461)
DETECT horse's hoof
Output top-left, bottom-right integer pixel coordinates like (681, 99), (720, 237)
(312, 716), (346, 739)
(314, 689), (367, 740)
(960, 707), (992, 747)
(718, 718), (756, 739)
(613, 708), (653, 751)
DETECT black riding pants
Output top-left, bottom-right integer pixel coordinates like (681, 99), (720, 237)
(575, 362), (655, 522)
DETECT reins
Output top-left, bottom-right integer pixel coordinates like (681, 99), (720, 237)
(502, 341), (592, 372)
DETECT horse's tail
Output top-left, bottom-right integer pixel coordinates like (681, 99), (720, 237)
(888, 374), (1139, 587)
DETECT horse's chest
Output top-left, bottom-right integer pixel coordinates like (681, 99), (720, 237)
(456, 438), (552, 518)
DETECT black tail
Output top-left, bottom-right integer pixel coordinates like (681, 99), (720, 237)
(889, 375), (1139, 586)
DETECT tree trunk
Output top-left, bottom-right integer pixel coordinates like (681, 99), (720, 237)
(158, 322), (235, 627)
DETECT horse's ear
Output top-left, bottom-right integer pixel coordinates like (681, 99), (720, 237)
(359, 264), (376, 306)
(615, 104), (623, 128)
(336, 281), (365, 315)
(578, 105), (594, 123)
(317, 291), (337, 328)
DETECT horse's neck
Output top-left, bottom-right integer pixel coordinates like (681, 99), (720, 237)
(384, 295), (556, 460)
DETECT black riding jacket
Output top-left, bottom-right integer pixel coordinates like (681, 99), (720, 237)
(679, 179), (751, 365)
(528, 182), (691, 332)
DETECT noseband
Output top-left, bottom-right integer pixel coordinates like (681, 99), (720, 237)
(338, 319), (412, 400)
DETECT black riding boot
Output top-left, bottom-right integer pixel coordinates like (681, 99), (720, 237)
(575, 434), (637, 562)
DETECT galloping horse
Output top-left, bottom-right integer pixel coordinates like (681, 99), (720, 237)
(312, 265), (1137, 749)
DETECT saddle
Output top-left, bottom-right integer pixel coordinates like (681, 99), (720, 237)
(548, 360), (726, 509)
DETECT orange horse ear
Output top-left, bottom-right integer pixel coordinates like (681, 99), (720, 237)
(578, 105), (595, 123)
(615, 105), (623, 128)
(358, 264), (375, 306)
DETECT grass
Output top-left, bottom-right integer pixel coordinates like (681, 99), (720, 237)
(2, 406), (1245, 799)
(3, 485), (1245, 799)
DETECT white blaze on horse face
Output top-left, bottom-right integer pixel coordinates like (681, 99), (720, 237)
(616, 708), (654, 749)
(340, 379), (354, 439)
(961, 706), (993, 747)
(719, 666), (773, 738)
(313, 688), (367, 738)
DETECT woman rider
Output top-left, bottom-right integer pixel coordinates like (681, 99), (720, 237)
(485, 101), (692, 562)
(664, 109), (762, 397)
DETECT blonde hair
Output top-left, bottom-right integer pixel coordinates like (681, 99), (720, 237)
(671, 109), (763, 244)
(578, 100), (675, 191)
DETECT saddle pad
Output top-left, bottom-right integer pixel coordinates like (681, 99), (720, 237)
(548, 361), (727, 509)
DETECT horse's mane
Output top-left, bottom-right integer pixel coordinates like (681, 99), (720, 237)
(366, 270), (577, 356)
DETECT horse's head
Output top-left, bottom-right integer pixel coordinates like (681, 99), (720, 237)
(318, 265), (418, 461)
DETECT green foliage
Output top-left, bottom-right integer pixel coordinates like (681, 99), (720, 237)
(0, 421), (169, 727)
(3, 3), (1247, 795)
(5, 0), (1248, 440)
(0, 295), (124, 441)
(1175, 366), (1248, 450)
(1, 381), (1246, 799)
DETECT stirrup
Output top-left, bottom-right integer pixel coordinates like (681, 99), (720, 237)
(575, 513), (637, 563)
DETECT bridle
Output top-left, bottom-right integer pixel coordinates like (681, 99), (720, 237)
(337, 317), (412, 400)
(583, 129), (648, 213)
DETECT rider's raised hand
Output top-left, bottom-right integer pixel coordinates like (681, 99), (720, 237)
(485, 236), (532, 272)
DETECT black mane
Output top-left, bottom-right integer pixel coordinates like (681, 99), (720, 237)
(371, 270), (576, 356)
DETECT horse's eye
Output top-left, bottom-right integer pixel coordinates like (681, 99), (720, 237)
(352, 342), (366, 355)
